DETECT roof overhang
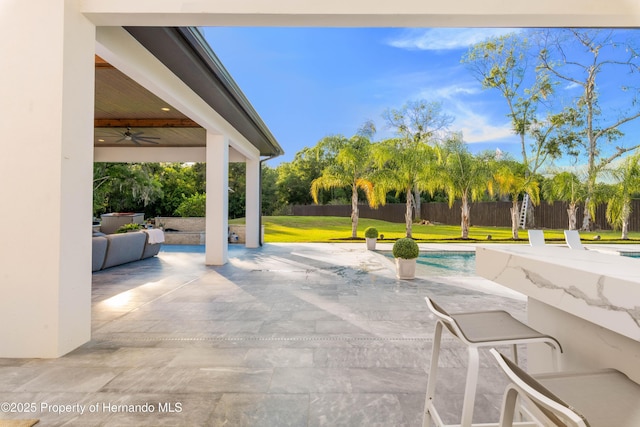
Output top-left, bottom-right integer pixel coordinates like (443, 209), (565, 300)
(95, 26), (283, 159)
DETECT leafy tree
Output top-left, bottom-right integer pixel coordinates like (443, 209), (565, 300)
(174, 193), (206, 217)
(605, 153), (640, 239)
(463, 32), (568, 228)
(191, 162), (207, 193)
(261, 164), (279, 216)
(276, 145), (333, 206)
(228, 163), (246, 219)
(542, 171), (588, 230)
(93, 163), (163, 216)
(383, 99), (454, 219)
(537, 29), (640, 230)
(371, 138), (436, 238)
(492, 160), (540, 239)
(464, 33), (554, 173)
(422, 136), (493, 239)
(311, 132), (379, 238)
(145, 163), (199, 217)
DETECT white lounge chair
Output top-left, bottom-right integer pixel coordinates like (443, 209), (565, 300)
(527, 230), (546, 246)
(564, 230), (586, 250)
(491, 348), (640, 427)
(423, 297), (562, 427)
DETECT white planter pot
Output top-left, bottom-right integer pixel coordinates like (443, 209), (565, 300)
(395, 257), (417, 279)
(366, 237), (377, 250)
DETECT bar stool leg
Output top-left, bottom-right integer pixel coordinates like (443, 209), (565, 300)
(423, 321), (443, 427)
(498, 386), (519, 427)
(460, 346), (480, 427)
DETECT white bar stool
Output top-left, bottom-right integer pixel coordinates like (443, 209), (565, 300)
(424, 297), (562, 427)
(491, 348), (640, 427)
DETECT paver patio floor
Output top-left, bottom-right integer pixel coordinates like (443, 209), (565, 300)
(0, 243), (529, 426)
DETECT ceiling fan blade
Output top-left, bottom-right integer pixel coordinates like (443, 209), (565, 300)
(133, 136), (160, 144)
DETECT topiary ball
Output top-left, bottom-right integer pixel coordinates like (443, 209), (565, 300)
(364, 227), (379, 238)
(392, 237), (419, 259)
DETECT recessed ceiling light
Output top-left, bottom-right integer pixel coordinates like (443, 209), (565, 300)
(161, 107), (171, 111)
(98, 139), (105, 142)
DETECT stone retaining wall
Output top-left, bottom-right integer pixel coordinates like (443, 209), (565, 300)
(156, 217), (206, 245)
(153, 218), (256, 245)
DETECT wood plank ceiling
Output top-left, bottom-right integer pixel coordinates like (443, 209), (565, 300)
(94, 55), (205, 147)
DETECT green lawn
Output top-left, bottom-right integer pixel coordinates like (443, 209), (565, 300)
(229, 216), (640, 243)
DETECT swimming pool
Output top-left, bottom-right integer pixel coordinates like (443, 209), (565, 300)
(381, 249), (640, 279)
(622, 252), (640, 258)
(385, 251), (476, 276)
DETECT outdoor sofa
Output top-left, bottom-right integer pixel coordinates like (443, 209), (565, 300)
(92, 229), (163, 271)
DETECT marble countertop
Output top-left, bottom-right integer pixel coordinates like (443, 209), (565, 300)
(476, 245), (640, 342)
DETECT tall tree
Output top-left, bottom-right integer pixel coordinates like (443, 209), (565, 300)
(93, 163), (163, 217)
(371, 138), (436, 238)
(228, 163), (247, 219)
(261, 164), (280, 216)
(463, 32), (553, 172)
(537, 29), (640, 230)
(422, 136), (493, 239)
(463, 32), (564, 228)
(310, 132), (379, 239)
(492, 160), (541, 240)
(383, 99), (453, 220)
(276, 145), (333, 207)
(605, 153), (640, 239)
(542, 171), (587, 230)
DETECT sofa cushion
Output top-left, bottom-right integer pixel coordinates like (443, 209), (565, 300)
(142, 243), (162, 259)
(102, 232), (147, 269)
(141, 229), (163, 259)
(92, 236), (108, 271)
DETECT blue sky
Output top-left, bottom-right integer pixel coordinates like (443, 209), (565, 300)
(202, 27), (640, 167)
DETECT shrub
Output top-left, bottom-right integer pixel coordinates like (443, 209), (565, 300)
(175, 193), (206, 217)
(364, 227), (379, 238)
(392, 237), (419, 259)
(115, 223), (142, 234)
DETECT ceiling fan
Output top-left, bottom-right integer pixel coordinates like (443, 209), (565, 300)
(111, 127), (161, 145)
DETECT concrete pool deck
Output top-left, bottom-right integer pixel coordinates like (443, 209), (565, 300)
(0, 242), (637, 426)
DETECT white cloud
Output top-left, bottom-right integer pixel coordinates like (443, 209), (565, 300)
(432, 84), (481, 99)
(457, 116), (515, 143)
(387, 28), (521, 51)
(413, 83), (516, 143)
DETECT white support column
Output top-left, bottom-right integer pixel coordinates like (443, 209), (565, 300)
(0, 1), (95, 357)
(245, 158), (261, 248)
(205, 133), (229, 265)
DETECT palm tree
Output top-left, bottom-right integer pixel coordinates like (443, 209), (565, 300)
(310, 134), (379, 239)
(542, 171), (587, 230)
(492, 160), (540, 240)
(423, 137), (493, 239)
(383, 99), (454, 220)
(370, 138), (435, 238)
(605, 154), (640, 239)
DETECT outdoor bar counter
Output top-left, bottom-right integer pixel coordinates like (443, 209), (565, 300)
(476, 245), (640, 383)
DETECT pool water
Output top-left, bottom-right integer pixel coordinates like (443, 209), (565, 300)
(622, 252), (640, 258)
(386, 251), (476, 276)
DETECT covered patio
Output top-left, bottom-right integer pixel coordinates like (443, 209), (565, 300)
(0, 243), (521, 426)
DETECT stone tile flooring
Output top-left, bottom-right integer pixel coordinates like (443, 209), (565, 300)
(0, 243), (529, 426)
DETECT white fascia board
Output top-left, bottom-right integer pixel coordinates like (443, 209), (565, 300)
(95, 26), (260, 161)
(82, 0), (640, 27)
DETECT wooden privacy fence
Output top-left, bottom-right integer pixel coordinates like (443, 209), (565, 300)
(292, 200), (640, 230)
